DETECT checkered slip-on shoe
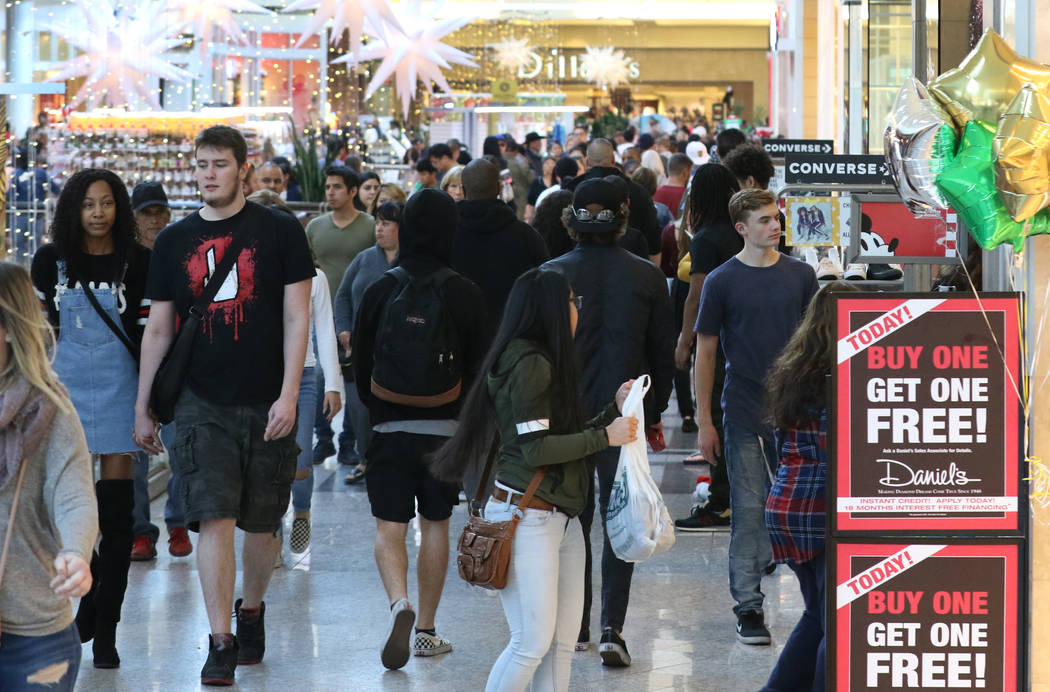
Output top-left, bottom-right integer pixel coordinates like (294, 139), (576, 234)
(412, 631), (452, 657)
(290, 516), (310, 553)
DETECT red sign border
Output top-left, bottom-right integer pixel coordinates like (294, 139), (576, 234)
(827, 539), (1023, 692)
(830, 293), (1025, 535)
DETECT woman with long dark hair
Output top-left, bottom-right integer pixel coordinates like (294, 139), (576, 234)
(761, 281), (858, 692)
(431, 268), (638, 692)
(0, 262), (97, 692)
(29, 168), (151, 669)
(354, 171), (381, 212)
(672, 164), (740, 503)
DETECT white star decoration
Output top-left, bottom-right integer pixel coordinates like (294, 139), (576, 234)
(169, 0), (272, 46)
(45, 0), (192, 110)
(332, 0), (477, 119)
(282, 0), (403, 53)
(488, 37), (532, 75)
(580, 45), (633, 90)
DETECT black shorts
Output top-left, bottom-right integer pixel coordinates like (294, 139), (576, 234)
(170, 387), (299, 534)
(365, 431), (459, 523)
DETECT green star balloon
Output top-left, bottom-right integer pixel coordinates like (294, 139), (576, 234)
(936, 120), (1050, 250)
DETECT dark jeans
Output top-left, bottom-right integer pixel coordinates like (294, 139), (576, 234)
(762, 551), (827, 692)
(0, 623), (81, 691)
(132, 424), (185, 541)
(579, 447), (634, 635)
(707, 354), (731, 512)
(670, 279), (695, 419)
(314, 370), (359, 462)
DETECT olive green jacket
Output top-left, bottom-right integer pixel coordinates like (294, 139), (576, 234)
(487, 338), (618, 516)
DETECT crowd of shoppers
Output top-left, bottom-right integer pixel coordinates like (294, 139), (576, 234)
(3, 119), (841, 691)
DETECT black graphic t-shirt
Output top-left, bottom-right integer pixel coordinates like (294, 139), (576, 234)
(146, 201), (315, 405)
(31, 243), (152, 346)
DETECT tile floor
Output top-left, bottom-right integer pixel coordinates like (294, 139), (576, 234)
(76, 412), (807, 691)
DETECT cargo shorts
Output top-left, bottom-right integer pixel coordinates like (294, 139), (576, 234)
(170, 387), (299, 534)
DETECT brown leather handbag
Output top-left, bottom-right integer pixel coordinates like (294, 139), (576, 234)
(457, 461), (545, 591)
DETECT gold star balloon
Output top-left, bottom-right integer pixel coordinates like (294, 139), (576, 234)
(929, 30), (1050, 130)
(994, 83), (1050, 221)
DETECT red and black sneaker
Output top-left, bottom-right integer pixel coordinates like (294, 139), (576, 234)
(168, 527), (193, 557)
(129, 535), (156, 561)
(235, 599), (266, 664)
(201, 634), (238, 686)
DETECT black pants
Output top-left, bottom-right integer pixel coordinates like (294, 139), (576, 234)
(708, 353), (731, 512)
(670, 279), (695, 419)
(578, 447), (634, 637)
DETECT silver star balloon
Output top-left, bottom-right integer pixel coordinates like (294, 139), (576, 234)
(884, 76), (958, 217)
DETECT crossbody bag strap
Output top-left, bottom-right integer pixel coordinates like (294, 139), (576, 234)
(80, 282), (139, 362)
(516, 468), (547, 510)
(0, 459), (30, 594)
(190, 229), (250, 318)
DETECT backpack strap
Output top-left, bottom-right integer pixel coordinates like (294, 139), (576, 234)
(384, 265), (457, 288)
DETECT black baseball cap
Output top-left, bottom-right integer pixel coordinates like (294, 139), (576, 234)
(524, 131), (545, 143)
(131, 181), (169, 212)
(570, 176), (628, 234)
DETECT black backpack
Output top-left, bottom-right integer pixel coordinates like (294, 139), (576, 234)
(370, 266), (463, 407)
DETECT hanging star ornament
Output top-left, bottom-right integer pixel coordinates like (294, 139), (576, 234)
(332, 0), (478, 119)
(928, 30), (1050, 130)
(488, 37), (533, 75)
(884, 76), (957, 217)
(282, 0), (403, 52)
(44, 0), (192, 111)
(168, 0), (272, 46)
(994, 83), (1050, 221)
(579, 46), (633, 91)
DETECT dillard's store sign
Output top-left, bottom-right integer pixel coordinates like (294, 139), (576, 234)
(516, 48), (641, 82)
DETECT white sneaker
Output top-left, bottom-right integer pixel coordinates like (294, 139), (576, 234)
(844, 263), (867, 280)
(412, 631), (453, 657)
(803, 247), (820, 272)
(382, 599), (416, 669)
(816, 257), (842, 280)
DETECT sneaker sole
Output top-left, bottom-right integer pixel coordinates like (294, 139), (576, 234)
(382, 608), (416, 669)
(201, 676), (235, 686)
(736, 633), (772, 645)
(413, 644), (452, 657)
(598, 643), (631, 667)
(675, 524), (730, 532)
(575, 642), (590, 652)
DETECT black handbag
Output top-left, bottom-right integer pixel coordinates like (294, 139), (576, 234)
(150, 231), (249, 424)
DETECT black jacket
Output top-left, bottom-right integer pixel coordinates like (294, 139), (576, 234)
(566, 166), (661, 256)
(543, 244), (674, 426)
(354, 189), (487, 424)
(452, 198), (550, 325)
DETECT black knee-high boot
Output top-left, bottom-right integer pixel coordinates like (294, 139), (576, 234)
(91, 479), (134, 668)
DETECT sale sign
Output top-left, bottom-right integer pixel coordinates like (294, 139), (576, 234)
(829, 539), (1023, 691)
(831, 294), (1024, 534)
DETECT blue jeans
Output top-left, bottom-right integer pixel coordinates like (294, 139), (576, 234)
(723, 422), (776, 616)
(762, 551), (826, 692)
(314, 370), (358, 462)
(293, 367), (318, 512)
(0, 623), (81, 691)
(132, 424), (184, 542)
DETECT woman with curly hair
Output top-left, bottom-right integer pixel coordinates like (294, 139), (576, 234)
(29, 168), (151, 669)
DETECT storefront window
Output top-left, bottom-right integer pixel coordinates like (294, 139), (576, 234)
(867, 0), (912, 154)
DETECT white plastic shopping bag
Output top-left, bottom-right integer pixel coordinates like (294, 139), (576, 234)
(604, 375), (676, 562)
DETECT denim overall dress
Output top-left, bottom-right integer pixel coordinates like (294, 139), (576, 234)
(52, 259), (138, 454)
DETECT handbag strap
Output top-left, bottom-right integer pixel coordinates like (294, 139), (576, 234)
(0, 459), (30, 593)
(81, 282), (139, 362)
(189, 224), (250, 320)
(511, 468), (547, 521)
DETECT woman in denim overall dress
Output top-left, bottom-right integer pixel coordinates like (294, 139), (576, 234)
(30, 169), (151, 670)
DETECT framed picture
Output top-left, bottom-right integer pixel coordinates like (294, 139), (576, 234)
(785, 196), (840, 246)
(846, 194), (962, 264)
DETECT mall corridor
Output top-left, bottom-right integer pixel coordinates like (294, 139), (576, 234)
(76, 416), (802, 692)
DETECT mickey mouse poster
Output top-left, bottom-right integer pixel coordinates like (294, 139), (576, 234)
(849, 197), (958, 262)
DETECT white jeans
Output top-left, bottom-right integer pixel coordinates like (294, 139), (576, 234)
(484, 497), (585, 692)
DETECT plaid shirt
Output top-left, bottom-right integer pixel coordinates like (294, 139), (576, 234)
(764, 410), (827, 564)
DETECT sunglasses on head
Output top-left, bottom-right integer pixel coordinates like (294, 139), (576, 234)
(572, 207), (620, 223)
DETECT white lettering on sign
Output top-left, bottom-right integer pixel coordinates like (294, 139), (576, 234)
(836, 544), (946, 608)
(837, 299), (946, 363)
(519, 49), (641, 81)
(786, 161), (889, 177)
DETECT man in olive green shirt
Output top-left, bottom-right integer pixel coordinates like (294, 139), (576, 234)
(305, 167), (376, 300)
(306, 166), (375, 465)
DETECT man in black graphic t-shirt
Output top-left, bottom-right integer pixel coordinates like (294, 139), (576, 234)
(134, 126), (314, 687)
